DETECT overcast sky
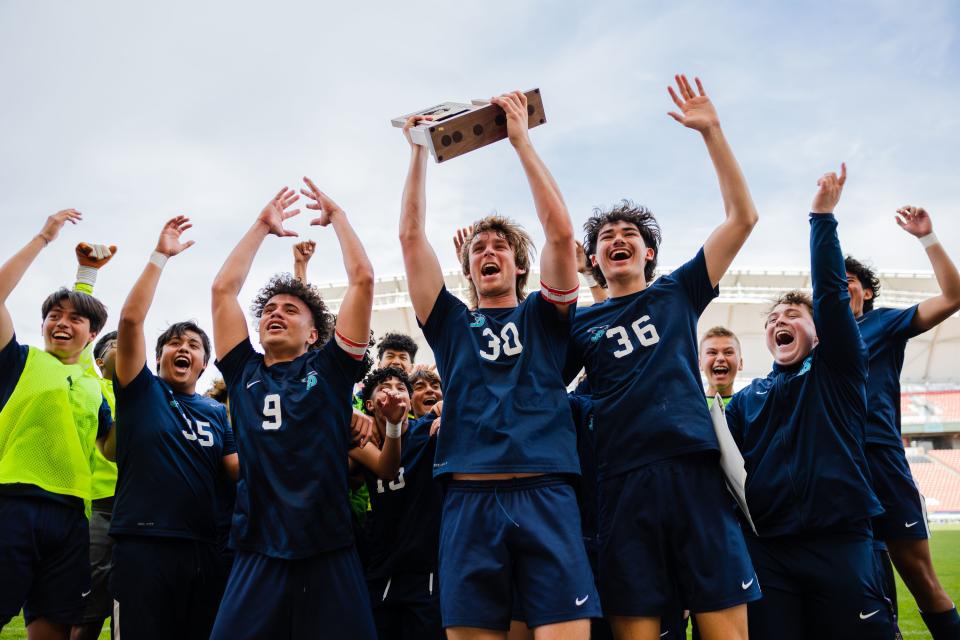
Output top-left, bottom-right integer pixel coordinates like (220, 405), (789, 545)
(2, 0), (958, 386)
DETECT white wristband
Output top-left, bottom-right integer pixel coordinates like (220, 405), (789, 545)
(919, 232), (940, 249)
(149, 251), (169, 269)
(75, 265), (98, 288)
(579, 271), (598, 288)
(385, 420), (401, 439)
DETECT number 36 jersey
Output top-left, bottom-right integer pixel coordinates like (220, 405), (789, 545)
(421, 287), (579, 478)
(568, 248), (720, 479)
(216, 338), (362, 559)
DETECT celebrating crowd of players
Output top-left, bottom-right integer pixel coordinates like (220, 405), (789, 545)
(1, 75), (959, 640)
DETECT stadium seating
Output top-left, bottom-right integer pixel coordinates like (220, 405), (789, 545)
(908, 451), (960, 513)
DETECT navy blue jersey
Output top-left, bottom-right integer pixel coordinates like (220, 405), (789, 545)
(568, 249), (719, 479)
(858, 306), (922, 448)
(216, 338), (362, 559)
(111, 365), (235, 542)
(362, 415), (442, 579)
(420, 288), (579, 477)
(568, 393), (598, 546)
(725, 214), (882, 537)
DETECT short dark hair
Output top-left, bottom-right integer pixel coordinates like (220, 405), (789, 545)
(41, 288), (108, 334)
(376, 332), (418, 362)
(251, 273), (332, 350)
(844, 256), (880, 313)
(583, 200), (662, 287)
(93, 330), (118, 361)
(155, 321), (211, 365)
(766, 290), (814, 323)
(409, 367), (442, 389)
(459, 215), (535, 309)
(360, 366), (412, 415)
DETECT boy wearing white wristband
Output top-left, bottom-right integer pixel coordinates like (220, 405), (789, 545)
(846, 205), (960, 639)
(356, 365), (444, 640)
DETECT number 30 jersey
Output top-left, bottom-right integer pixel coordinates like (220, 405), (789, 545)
(216, 338), (363, 559)
(568, 248), (719, 479)
(421, 287), (579, 477)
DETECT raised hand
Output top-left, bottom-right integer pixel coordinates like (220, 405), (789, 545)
(895, 205), (933, 238)
(258, 187), (301, 237)
(39, 209), (82, 244)
(351, 409), (374, 449)
(155, 215), (195, 257)
(429, 416), (441, 437)
(293, 240), (317, 265)
(491, 91), (531, 147)
(377, 388), (409, 425)
(667, 75), (720, 133)
(452, 225), (474, 261)
(811, 163), (847, 214)
(403, 114), (433, 149)
(76, 242), (118, 268)
(575, 240), (592, 274)
(301, 177), (344, 227)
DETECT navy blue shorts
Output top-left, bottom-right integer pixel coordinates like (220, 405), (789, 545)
(0, 496), (90, 627)
(867, 444), (929, 541)
(367, 572), (442, 640)
(439, 475), (601, 630)
(210, 547), (376, 640)
(79, 507), (114, 624)
(111, 536), (225, 640)
(598, 453), (760, 617)
(746, 530), (896, 639)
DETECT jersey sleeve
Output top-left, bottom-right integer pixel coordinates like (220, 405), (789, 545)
(809, 213), (867, 373)
(215, 339), (258, 388)
(0, 335), (29, 412)
(96, 395), (113, 439)
(882, 305), (922, 341)
(115, 363), (154, 396)
(221, 420), (237, 456)
(419, 287), (464, 342)
(669, 248), (719, 315)
(317, 337), (366, 393)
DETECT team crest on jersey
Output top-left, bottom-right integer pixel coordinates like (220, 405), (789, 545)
(798, 356), (812, 377)
(587, 326), (608, 343)
(469, 312), (486, 328)
(302, 370), (318, 390)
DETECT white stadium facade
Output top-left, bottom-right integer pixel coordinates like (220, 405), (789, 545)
(316, 266), (960, 518)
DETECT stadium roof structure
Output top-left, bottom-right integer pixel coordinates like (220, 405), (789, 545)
(315, 266), (960, 386)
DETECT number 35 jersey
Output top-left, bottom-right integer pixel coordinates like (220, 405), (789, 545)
(421, 287), (579, 478)
(216, 338), (362, 559)
(569, 248), (720, 479)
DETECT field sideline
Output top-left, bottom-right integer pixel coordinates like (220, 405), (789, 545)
(3, 526), (959, 639)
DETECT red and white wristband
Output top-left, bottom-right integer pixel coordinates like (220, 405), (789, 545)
(335, 330), (368, 360)
(540, 281), (580, 306)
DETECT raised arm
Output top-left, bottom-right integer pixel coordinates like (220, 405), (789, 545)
(0, 209), (82, 350)
(668, 75), (759, 287)
(300, 178), (373, 346)
(211, 188), (300, 360)
(293, 240), (316, 283)
(493, 91), (578, 308)
(116, 216), (195, 387)
(348, 389), (405, 480)
(893, 206), (960, 332)
(398, 115), (446, 324)
(809, 164), (864, 365)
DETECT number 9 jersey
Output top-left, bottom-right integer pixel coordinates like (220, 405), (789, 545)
(420, 287), (580, 477)
(568, 248), (720, 479)
(215, 338), (363, 559)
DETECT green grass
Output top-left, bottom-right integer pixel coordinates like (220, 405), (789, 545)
(3, 528), (959, 639)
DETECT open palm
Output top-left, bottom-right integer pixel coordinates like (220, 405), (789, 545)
(156, 216), (195, 257)
(896, 206), (933, 238)
(301, 177), (344, 227)
(667, 75), (719, 133)
(258, 188), (301, 237)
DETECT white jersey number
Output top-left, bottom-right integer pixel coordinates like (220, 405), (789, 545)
(606, 315), (660, 359)
(262, 394), (283, 430)
(182, 420), (214, 447)
(479, 322), (524, 361)
(376, 466), (406, 494)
